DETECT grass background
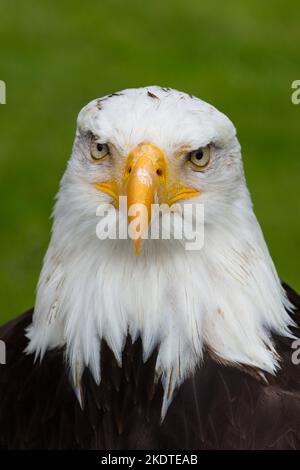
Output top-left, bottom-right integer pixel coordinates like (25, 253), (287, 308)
(0, 0), (299, 324)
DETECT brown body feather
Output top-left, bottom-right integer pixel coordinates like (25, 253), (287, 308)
(1, 283), (300, 450)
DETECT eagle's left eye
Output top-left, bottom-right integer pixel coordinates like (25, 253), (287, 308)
(188, 146), (210, 170)
(90, 141), (110, 161)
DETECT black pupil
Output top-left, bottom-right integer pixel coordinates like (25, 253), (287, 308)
(195, 150), (203, 160)
(97, 143), (103, 152)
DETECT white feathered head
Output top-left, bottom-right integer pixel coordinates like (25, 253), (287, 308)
(27, 86), (293, 418)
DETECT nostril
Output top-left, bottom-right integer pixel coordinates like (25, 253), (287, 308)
(156, 168), (163, 176)
(127, 167), (132, 174)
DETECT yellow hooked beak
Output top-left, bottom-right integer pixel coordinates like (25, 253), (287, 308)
(95, 143), (200, 255)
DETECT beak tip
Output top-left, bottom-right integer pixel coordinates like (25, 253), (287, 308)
(133, 239), (143, 256)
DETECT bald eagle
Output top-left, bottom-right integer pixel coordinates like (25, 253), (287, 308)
(1, 86), (300, 450)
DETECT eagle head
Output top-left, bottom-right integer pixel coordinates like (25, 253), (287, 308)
(26, 86), (293, 418)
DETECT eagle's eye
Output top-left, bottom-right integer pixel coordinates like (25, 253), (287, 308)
(90, 140), (110, 161)
(188, 146), (210, 170)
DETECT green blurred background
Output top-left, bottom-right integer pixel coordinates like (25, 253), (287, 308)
(0, 0), (299, 324)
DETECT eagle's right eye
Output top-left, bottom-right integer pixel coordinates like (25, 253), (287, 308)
(90, 140), (109, 161)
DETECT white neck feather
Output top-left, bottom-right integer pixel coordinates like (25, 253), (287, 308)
(26, 185), (293, 418)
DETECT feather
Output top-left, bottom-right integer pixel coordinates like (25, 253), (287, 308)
(1, 283), (300, 449)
